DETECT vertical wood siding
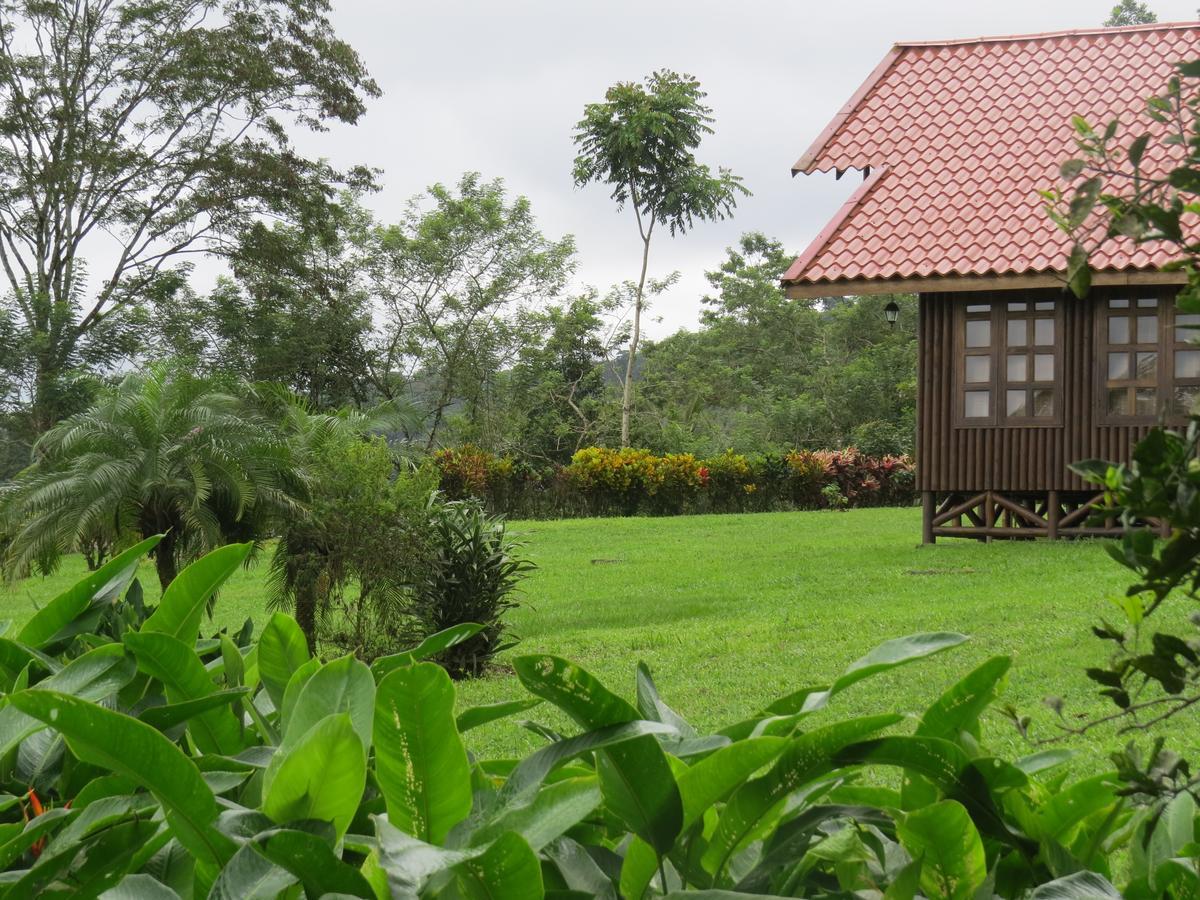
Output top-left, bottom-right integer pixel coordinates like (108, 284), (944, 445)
(916, 288), (1157, 492)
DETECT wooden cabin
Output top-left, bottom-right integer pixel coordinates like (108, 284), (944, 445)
(781, 22), (1200, 541)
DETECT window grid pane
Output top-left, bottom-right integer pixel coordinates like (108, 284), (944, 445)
(1006, 390), (1026, 417)
(965, 390), (990, 418)
(965, 355), (990, 383)
(966, 319), (990, 348)
(1137, 315), (1158, 344)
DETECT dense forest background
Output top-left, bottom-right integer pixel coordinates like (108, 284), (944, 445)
(0, 183), (916, 480)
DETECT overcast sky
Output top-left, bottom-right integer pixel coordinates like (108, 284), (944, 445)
(291, 0), (1200, 338)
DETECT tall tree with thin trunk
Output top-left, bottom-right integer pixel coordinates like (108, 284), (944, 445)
(1103, 0), (1156, 26)
(0, 0), (379, 433)
(572, 70), (748, 446)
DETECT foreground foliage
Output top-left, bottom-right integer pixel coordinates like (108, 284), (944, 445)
(0, 542), (1191, 897)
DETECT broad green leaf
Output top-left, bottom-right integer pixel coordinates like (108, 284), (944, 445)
(884, 855), (923, 900)
(1030, 871), (1122, 899)
(896, 800), (986, 900)
(1139, 789), (1196, 893)
(7, 690), (234, 867)
(124, 631), (243, 754)
(636, 661), (696, 737)
(451, 831), (543, 899)
(1033, 773), (1118, 842)
(262, 712), (366, 840)
(1015, 749), (1076, 775)
(917, 656), (1011, 742)
(11, 798), (162, 897)
(621, 736), (788, 900)
(0, 807), (74, 868)
(253, 827), (374, 898)
(472, 776), (601, 851)
(208, 844), (295, 900)
(370, 622), (485, 681)
(258, 613), (310, 710)
(279, 656), (320, 733)
(804, 632), (970, 711)
(703, 715), (900, 878)
(903, 656), (1011, 809)
(100, 873), (182, 899)
(374, 662), (471, 844)
(372, 815), (477, 897)
(0, 638), (59, 679)
(457, 698), (542, 733)
(141, 543), (252, 645)
(220, 635), (244, 688)
(663, 892), (795, 899)
(17, 535), (161, 648)
(500, 719), (676, 807)
(138, 689), (250, 732)
(837, 735), (1026, 853)
(514, 654), (683, 855)
(0, 644), (135, 758)
(545, 836), (618, 900)
(283, 653), (374, 750)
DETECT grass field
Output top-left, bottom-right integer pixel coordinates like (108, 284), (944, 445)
(1, 506), (1189, 768)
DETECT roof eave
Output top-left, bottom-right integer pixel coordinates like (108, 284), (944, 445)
(792, 46), (904, 174)
(782, 268), (1188, 300)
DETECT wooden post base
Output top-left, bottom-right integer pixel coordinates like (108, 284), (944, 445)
(923, 490), (1138, 541)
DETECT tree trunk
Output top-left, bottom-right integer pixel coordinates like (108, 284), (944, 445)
(294, 578), (319, 655)
(153, 534), (178, 593)
(621, 234), (653, 447)
(30, 357), (61, 437)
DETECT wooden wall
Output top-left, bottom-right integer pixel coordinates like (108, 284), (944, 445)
(916, 288), (1160, 493)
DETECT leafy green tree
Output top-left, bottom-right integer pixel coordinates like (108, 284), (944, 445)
(1104, 0), (1157, 25)
(365, 174), (576, 448)
(152, 198), (377, 410)
(0, 364), (301, 590)
(573, 70), (749, 446)
(632, 234), (916, 455)
(501, 290), (626, 461)
(264, 392), (427, 652)
(0, 0), (378, 432)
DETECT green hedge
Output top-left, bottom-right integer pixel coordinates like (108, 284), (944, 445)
(433, 445), (916, 518)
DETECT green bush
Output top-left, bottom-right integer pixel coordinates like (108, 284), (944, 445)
(0, 539), (1184, 897)
(406, 497), (533, 678)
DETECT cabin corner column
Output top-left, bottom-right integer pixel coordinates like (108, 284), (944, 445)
(922, 491), (935, 544)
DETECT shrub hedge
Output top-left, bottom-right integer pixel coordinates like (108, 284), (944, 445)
(432, 445), (916, 518)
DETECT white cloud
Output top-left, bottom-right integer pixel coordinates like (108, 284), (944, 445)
(284, 0), (1199, 337)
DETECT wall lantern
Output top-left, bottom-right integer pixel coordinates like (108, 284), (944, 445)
(884, 300), (900, 328)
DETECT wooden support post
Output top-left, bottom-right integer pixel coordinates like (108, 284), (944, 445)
(922, 492), (935, 544)
(983, 491), (994, 543)
(1047, 490), (1059, 541)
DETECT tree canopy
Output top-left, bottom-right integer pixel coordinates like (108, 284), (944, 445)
(573, 70), (748, 446)
(0, 0), (379, 433)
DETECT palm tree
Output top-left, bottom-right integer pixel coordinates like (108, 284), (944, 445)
(1, 364), (303, 590)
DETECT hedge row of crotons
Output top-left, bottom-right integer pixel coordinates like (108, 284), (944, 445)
(432, 445), (915, 518)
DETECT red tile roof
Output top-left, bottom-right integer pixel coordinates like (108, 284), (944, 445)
(783, 22), (1200, 293)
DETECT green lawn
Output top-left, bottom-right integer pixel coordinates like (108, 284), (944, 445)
(1, 507), (1186, 768)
